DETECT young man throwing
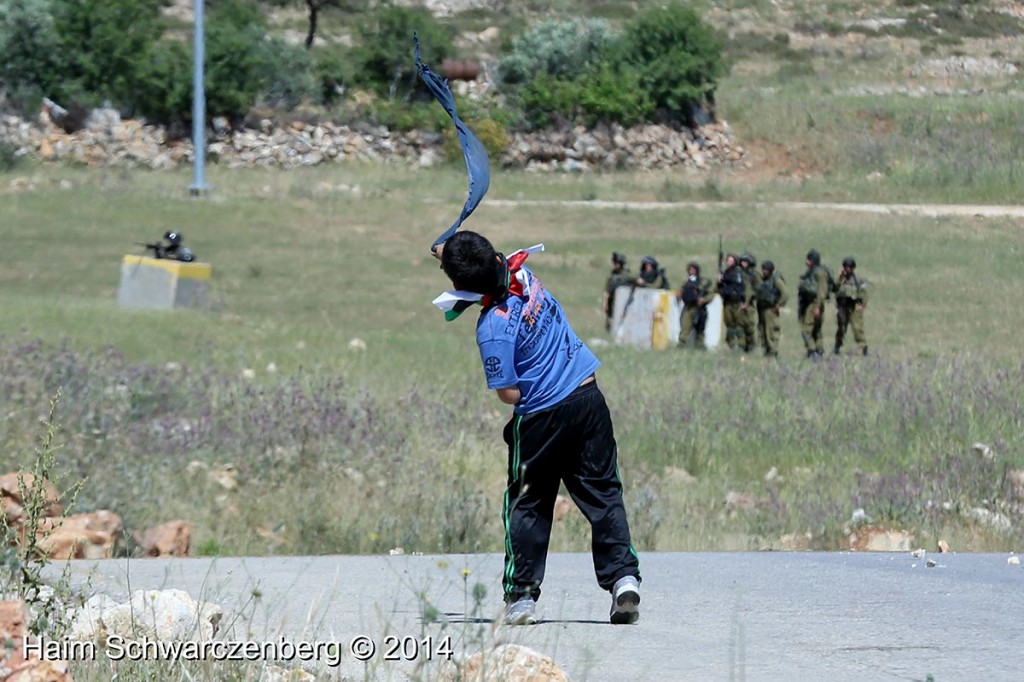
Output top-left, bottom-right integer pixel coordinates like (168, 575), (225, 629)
(436, 231), (642, 626)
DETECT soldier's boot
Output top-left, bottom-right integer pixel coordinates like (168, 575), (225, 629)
(833, 343), (841, 355)
(862, 346), (869, 357)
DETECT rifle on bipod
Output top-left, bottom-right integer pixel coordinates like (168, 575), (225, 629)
(717, 234), (724, 275)
(135, 241), (167, 259)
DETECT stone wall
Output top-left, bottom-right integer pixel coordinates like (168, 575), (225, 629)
(1, 109), (748, 173)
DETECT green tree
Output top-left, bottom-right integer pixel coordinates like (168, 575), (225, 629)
(132, 40), (191, 125)
(617, 3), (726, 126)
(203, 0), (275, 121)
(0, 0), (64, 101)
(51, 0), (166, 107)
(350, 3), (453, 99)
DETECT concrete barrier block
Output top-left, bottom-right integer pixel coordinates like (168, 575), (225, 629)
(117, 256), (212, 310)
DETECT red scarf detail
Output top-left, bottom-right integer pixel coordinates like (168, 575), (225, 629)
(480, 251), (531, 309)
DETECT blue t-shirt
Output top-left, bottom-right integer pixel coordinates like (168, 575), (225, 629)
(476, 267), (600, 414)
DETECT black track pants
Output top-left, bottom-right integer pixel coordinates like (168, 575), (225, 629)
(501, 380), (640, 603)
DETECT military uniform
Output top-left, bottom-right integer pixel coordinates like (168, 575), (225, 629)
(739, 254), (760, 353)
(834, 257), (869, 355)
(798, 249), (830, 359)
(755, 261), (788, 357)
(604, 253), (634, 332)
(717, 254), (750, 350)
(677, 262), (716, 349)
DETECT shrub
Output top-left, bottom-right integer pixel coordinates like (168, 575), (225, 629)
(132, 41), (191, 125)
(575, 62), (653, 128)
(514, 73), (581, 130)
(443, 116), (510, 163)
(616, 3), (727, 126)
(0, 0), (65, 104)
(203, 0), (276, 123)
(496, 18), (616, 87)
(512, 62), (651, 130)
(312, 46), (355, 106)
(0, 138), (22, 171)
(260, 38), (317, 110)
(350, 3), (454, 99)
(51, 0), (165, 108)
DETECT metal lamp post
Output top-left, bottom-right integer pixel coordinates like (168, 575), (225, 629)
(189, 0), (209, 196)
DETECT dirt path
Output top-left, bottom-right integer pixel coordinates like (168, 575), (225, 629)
(488, 198), (1024, 219)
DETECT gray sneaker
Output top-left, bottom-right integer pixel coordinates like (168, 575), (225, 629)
(610, 575), (640, 625)
(503, 597), (538, 625)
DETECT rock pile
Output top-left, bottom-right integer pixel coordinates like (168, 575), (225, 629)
(1, 110), (748, 173)
(1, 471), (191, 560)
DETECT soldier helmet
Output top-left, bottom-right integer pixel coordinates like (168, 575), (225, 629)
(164, 230), (183, 245)
(176, 246), (195, 263)
(761, 260), (775, 273)
(842, 256), (856, 269)
(612, 252), (627, 265)
(641, 255), (658, 269)
(739, 253), (756, 267)
(687, 260), (701, 274)
(806, 249), (820, 265)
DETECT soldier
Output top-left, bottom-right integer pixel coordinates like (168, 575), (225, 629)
(677, 261), (716, 349)
(834, 256), (869, 356)
(603, 252), (633, 332)
(738, 253), (760, 353)
(717, 253), (750, 350)
(635, 256), (670, 290)
(797, 249), (830, 359)
(755, 260), (788, 358)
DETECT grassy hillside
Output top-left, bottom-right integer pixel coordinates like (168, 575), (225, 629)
(2, 164), (1022, 558)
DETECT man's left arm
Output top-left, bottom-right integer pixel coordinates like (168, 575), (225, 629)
(496, 386), (521, 404)
(479, 335), (520, 406)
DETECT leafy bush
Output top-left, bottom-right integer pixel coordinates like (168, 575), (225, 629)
(496, 18), (616, 87)
(350, 3), (454, 99)
(0, 0), (64, 105)
(312, 46), (355, 105)
(51, 0), (166, 108)
(0, 138), (22, 171)
(203, 0), (276, 122)
(132, 41), (191, 125)
(574, 63), (653, 128)
(512, 62), (652, 130)
(616, 3), (726, 126)
(443, 116), (510, 163)
(260, 38), (317, 110)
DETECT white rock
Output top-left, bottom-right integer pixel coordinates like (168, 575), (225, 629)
(967, 507), (1013, 533)
(1008, 556), (1021, 566)
(241, 368), (256, 379)
(69, 590), (222, 642)
(348, 338), (367, 352)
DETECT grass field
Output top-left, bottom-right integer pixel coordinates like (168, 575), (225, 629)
(2, 162), (1023, 560)
(4, 0), (1024, 562)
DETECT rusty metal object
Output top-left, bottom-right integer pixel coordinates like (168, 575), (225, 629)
(442, 59), (481, 81)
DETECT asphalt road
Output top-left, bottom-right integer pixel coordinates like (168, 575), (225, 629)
(49, 551), (1023, 682)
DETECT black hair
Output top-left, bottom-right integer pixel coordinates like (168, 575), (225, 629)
(440, 231), (505, 295)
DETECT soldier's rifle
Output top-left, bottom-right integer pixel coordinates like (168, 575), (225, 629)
(135, 241), (167, 259)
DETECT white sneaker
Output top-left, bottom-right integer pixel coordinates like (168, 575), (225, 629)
(503, 596), (538, 625)
(610, 575), (640, 624)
